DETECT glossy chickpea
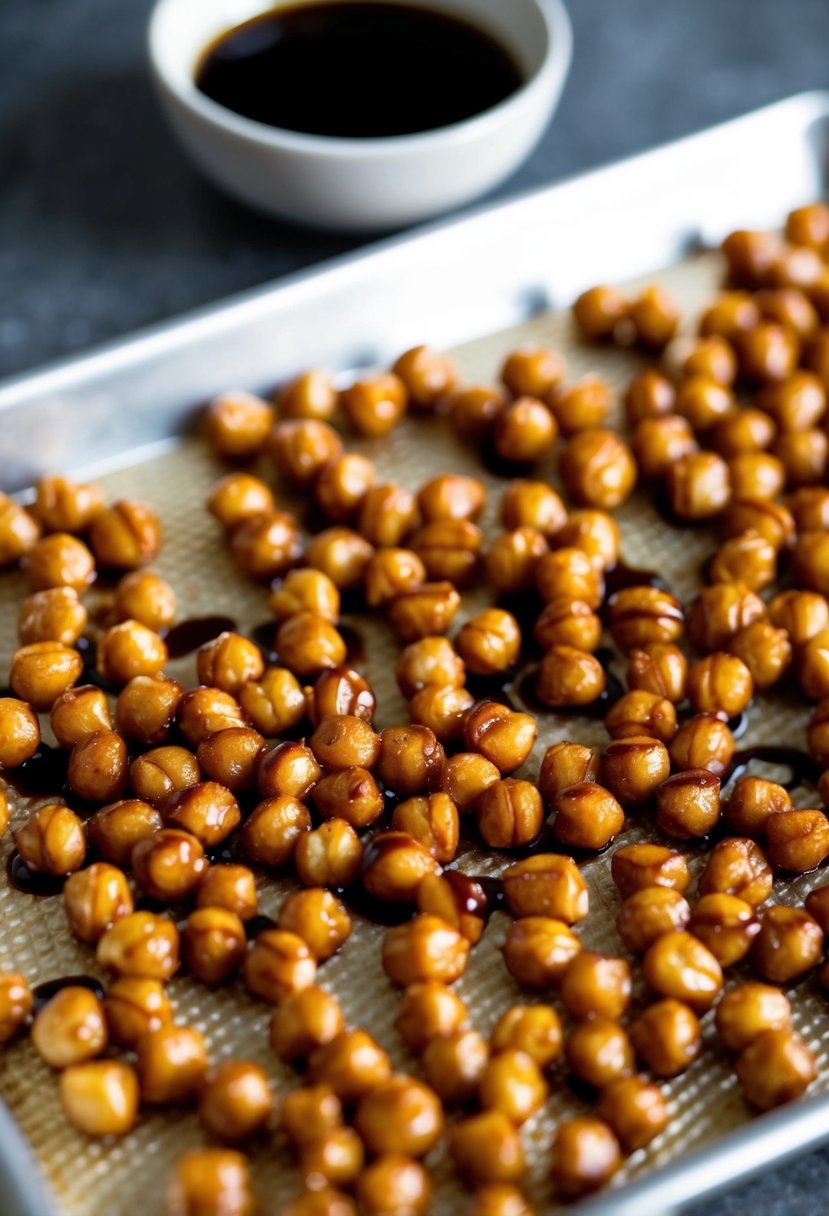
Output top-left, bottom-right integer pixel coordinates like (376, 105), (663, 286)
(786, 201), (829, 247)
(456, 609), (521, 676)
(536, 547), (604, 609)
(789, 489), (829, 535)
(479, 1049), (548, 1125)
(14, 802), (85, 875)
(632, 414), (698, 479)
(736, 1029), (816, 1111)
(0, 494), (40, 567)
(625, 647), (684, 710)
(611, 842), (690, 896)
(362, 832), (442, 903)
(183, 907), (247, 984)
(699, 291), (761, 340)
(394, 981), (468, 1055)
(198, 1060), (273, 1144)
(383, 914), (470, 986)
(417, 474), (485, 524)
(375, 723), (442, 794)
(630, 284), (679, 348)
(688, 893), (759, 966)
(129, 746), (198, 808)
(760, 287), (820, 337)
(416, 872), (488, 943)
(136, 1023), (208, 1104)
(340, 372), (407, 436)
(278, 888), (352, 962)
(268, 418), (342, 485)
(96, 911), (179, 980)
(269, 570), (340, 626)
(196, 633), (262, 696)
(553, 782), (625, 850)
(566, 1017), (634, 1090)
(561, 513), (621, 574)
(167, 1149), (255, 1216)
(89, 501), (162, 570)
(573, 285), (629, 342)
(698, 836), (774, 905)
(772, 243), (826, 290)
(237, 668), (304, 738)
(469, 1186), (532, 1216)
(655, 770), (721, 839)
(310, 1029), (392, 1103)
(281, 1085), (343, 1147)
(103, 977), (172, 1047)
(494, 397), (557, 464)
(669, 714), (735, 777)
(797, 629), (829, 700)
(499, 345), (563, 399)
(31, 986), (107, 1069)
(419, 1027), (489, 1103)
(314, 453), (376, 522)
(113, 674), (179, 746)
(766, 809), (829, 872)
(9, 640), (82, 711)
(608, 586), (684, 653)
(59, 1060), (139, 1138)
(277, 612), (349, 679)
(447, 383), (506, 440)
(597, 1076), (668, 1154)
(560, 428), (637, 509)
(560, 952), (631, 1022)
(548, 376), (610, 434)
(711, 408), (776, 459)
(0, 973), (32, 1043)
(18, 586), (87, 647)
(450, 1110), (525, 1186)
(485, 1009), (559, 1074)
(308, 716), (379, 775)
(307, 528), (375, 591)
(354, 1073), (444, 1158)
(409, 684), (475, 744)
(675, 375), (735, 432)
(239, 796), (310, 869)
(364, 548), (426, 610)
(194, 869), (256, 925)
(67, 728), (128, 803)
(643, 931), (723, 1011)
(358, 482), (418, 549)
(229, 510), (303, 580)
(281, 1186), (356, 1216)
(395, 636), (464, 699)
(604, 691), (677, 744)
(724, 498), (795, 550)
(244, 928), (317, 1003)
(532, 597), (602, 652)
(411, 518), (483, 586)
(686, 653), (754, 719)
(277, 367), (338, 420)
(270, 986), (345, 1062)
(295, 819), (363, 889)
(87, 799), (162, 867)
(759, 371), (826, 433)
(389, 580), (462, 642)
(500, 481), (564, 539)
(132, 828), (207, 902)
(207, 473), (275, 532)
(113, 572), (175, 633)
(723, 227), (778, 283)
(392, 792), (459, 862)
(793, 530), (829, 599)
(312, 767), (384, 829)
(773, 427), (829, 487)
(629, 1000), (701, 1078)
(502, 917), (580, 988)
(617, 888), (691, 953)
(687, 582), (767, 654)
(476, 779), (544, 849)
(298, 1126), (364, 1190)
(738, 322), (799, 383)
(667, 451), (731, 520)
(392, 345), (458, 410)
(97, 619), (168, 686)
(63, 862), (133, 944)
(356, 1157), (430, 1216)
(502, 854), (587, 924)
(537, 742), (599, 804)
(440, 751), (500, 814)
(196, 729), (266, 793)
(176, 688), (244, 749)
(680, 334), (738, 384)
(729, 621), (792, 692)
(551, 1118), (621, 1200)
(715, 983), (793, 1052)
(624, 369), (676, 425)
(536, 645), (605, 708)
(258, 741), (320, 801)
(600, 736), (670, 805)
(203, 389), (273, 459)
(710, 529), (777, 591)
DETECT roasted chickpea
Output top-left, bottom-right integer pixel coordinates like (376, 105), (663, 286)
(298, 1126), (364, 1190)
(551, 1117), (621, 1200)
(417, 473), (486, 523)
(199, 1060), (273, 1143)
(450, 1110), (525, 1186)
(203, 389), (273, 459)
(269, 986), (345, 1061)
(501, 344), (565, 398)
(680, 334), (738, 385)
(807, 884), (829, 933)
(392, 345), (458, 410)
(501, 481), (566, 538)
(773, 427), (829, 487)
(382, 914), (470, 986)
(597, 1075), (668, 1153)
(456, 609), (521, 676)
(608, 586), (684, 653)
(25, 532), (95, 592)
(698, 836), (774, 905)
(229, 510), (303, 580)
(66, 729), (128, 803)
(441, 750), (501, 814)
(409, 683), (475, 744)
(411, 519), (483, 587)
(18, 586), (87, 647)
(355, 1074), (444, 1157)
(0, 494), (40, 566)
(711, 408), (776, 458)
(629, 1000), (701, 1078)
(479, 1049), (548, 1124)
(103, 977), (173, 1047)
(611, 842), (690, 897)
(532, 597), (601, 653)
(195, 728), (266, 793)
(341, 373), (407, 437)
(394, 981), (468, 1054)
(377, 723), (444, 794)
(416, 872), (490, 944)
(356, 1157), (430, 1216)
(14, 802), (85, 875)
(96, 911), (180, 980)
(798, 628), (829, 700)
(89, 501), (162, 570)
(566, 1017), (634, 1089)
(632, 414), (698, 479)
(421, 1028), (490, 1103)
(63, 862), (133, 943)
(389, 581), (462, 642)
(59, 1060), (139, 1138)
(624, 369), (676, 425)
(278, 888), (352, 962)
(715, 983), (793, 1052)
(655, 770), (721, 839)
(728, 620), (790, 692)
(643, 930), (723, 1011)
(8, 640), (82, 711)
(112, 674), (180, 746)
(548, 376), (610, 434)
(553, 782), (625, 850)
(469, 1186), (531, 1216)
(667, 451), (731, 520)
(688, 893), (759, 966)
(395, 636), (464, 700)
(244, 928), (317, 1003)
(762, 280), (821, 335)
(258, 740), (321, 800)
(132, 827), (207, 902)
(392, 792), (459, 863)
(766, 809), (829, 873)
(87, 799), (163, 866)
(724, 498), (795, 550)
(130, 746), (201, 807)
(281, 1085), (344, 1147)
(447, 384), (506, 441)
(193, 632), (263, 696)
(687, 582), (767, 654)
(136, 1023), (208, 1104)
(502, 917), (580, 988)
(699, 290), (762, 340)
(112, 571), (175, 633)
(358, 482), (418, 549)
(560, 952), (631, 1021)
(314, 454), (376, 525)
(236, 668), (305, 738)
(536, 547), (604, 609)
(494, 397), (557, 464)
(307, 528), (375, 591)
(617, 888), (691, 953)
(0, 973), (32, 1043)
(723, 230), (778, 287)
(560, 512), (621, 573)
(240, 795), (311, 869)
(177, 687), (246, 748)
(31, 985), (108, 1069)
(311, 714), (381, 772)
(207, 472), (275, 531)
(738, 322), (799, 383)
(630, 284), (680, 348)
(735, 1029), (816, 1111)
(310, 1029), (392, 1103)
(501, 854), (586, 924)
(604, 690), (678, 743)
(560, 428), (637, 509)
(167, 1149), (255, 1216)
(675, 375), (735, 432)
(277, 368), (338, 421)
(197, 864), (258, 921)
(573, 285), (630, 342)
(488, 1006), (561, 1070)
(536, 645), (605, 708)
(183, 907), (247, 984)
(710, 530), (777, 591)
(295, 819), (363, 889)
(97, 620), (167, 685)
(268, 418), (342, 485)
(668, 714), (735, 777)
(476, 779), (544, 849)
(364, 548), (426, 609)
(537, 742), (599, 804)
(600, 736), (670, 804)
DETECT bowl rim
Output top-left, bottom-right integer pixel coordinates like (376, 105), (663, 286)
(147, 0), (573, 159)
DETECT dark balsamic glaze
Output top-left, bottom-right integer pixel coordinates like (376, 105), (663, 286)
(196, 3), (524, 140)
(342, 882), (415, 927)
(511, 664), (624, 719)
(244, 914), (279, 941)
(722, 745), (820, 791)
(6, 852), (67, 897)
(339, 624), (366, 668)
(164, 615), (237, 659)
(4, 745), (69, 799)
(32, 975), (105, 1013)
(441, 870), (505, 919)
(603, 560), (666, 599)
(250, 621), (280, 665)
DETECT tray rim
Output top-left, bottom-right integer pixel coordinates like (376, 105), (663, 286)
(4, 88), (829, 1216)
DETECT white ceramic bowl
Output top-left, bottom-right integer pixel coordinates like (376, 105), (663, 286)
(148, 0), (572, 231)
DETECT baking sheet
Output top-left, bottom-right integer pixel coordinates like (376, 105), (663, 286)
(2, 92), (829, 1216)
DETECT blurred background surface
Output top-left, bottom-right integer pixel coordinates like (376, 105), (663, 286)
(2, 1), (829, 1208)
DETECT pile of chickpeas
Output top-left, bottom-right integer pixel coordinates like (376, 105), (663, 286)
(4, 202), (829, 1214)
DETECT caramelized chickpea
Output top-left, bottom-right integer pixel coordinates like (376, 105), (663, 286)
(559, 509), (621, 571)
(630, 284), (680, 348)
(229, 510), (303, 580)
(114, 674), (181, 745)
(643, 931), (723, 1011)
(308, 528), (375, 591)
(766, 807), (829, 872)
(66, 729), (128, 803)
(167, 1149), (254, 1216)
(806, 884), (829, 933)
(501, 345), (565, 398)
(25, 532), (95, 592)
(608, 586), (684, 652)
(0, 495), (40, 566)
(389, 580), (461, 642)
(183, 907), (247, 984)
(632, 414), (698, 479)
(655, 770), (721, 839)
(724, 498), (795, 550)
(736, 1029), (816, 1110)
(675, 375), (735, 432)
(315, 453), (376, 521)
(417, 473), (486, 523)
(392, 792), (459, 862)
(629, 1000), (701, 1078)
(97, 620), (168, 685)
(479, 1049), (548, 1124)
(395, 636), (464, 699)
(600, 736), (670, 804)
(502, 917), (580, 988)
(207, 472), (275, 530)
(298, 1127), (364, 1190)
(197, 864), (258, 922)
(59, 1060), (139, 1138)
(624, 369), (676, 424)
(196, 728), (266, 792)
(502, 854), (587, 923)
(103, 977), (173, 1047)
(476, 779), (544, 849)
(136, 1023), (207, 1103)
(597, 1075), (668, 1153)
(553, 782), (625, 850)
(687, 582), (767, 654)
(450, 1110), (525, 1185)
(356, 1157), (430, 1216)
(277, 368), (338, 421)
(281, 1085), (343, 1147)
(773, 427), (829, 487)
(18, 586), (87, 647)
(87, 799), (163, 866)
(617, 888), (691, 953)
(244, 928), (317, 1003)
(341, 373), (407, 436)
(31, 985), (107, 1069)
(355, 1074), (444, 1156)
(421, 1028), (490, 1103)
(573, 285), (630, 342)
(409, 683), (475, 744)
(699, 836), (773, 905)
(738, 322), (799, 383)
(178, 687), (246, 747)
(382, 914), (470, 986)
(278, 888), (351, 962)
(9, 641), (82, 711)
(441, 750), (501, 814)
(410, 518), (482, 587)
(550, 1118), (621, 1200)
(238, 667), (306, 737)
(604, 690), (678, 743)
(63, 862), (134, 943)
(132, 827), (207, 902)
(358, 482), (418, 548)
(0, 973), (32, 1043)
(680, 334), (738, 385)
(199, 1059), (273, 1144)
(536, 546), (604, 608)
(560, 428), (637, 509)
(295, 819), (363, 889)
(89, 501), (162, 570)
(14, 802), (85, 875)
(394, 980), (468, 1054)
(667, 451), (731, 520)
(456, 609), (521, 675)
(130, 746), (201, 806)
(310, 1029), (392, 1103)
(364, 548), (426, 609)
(668, 714), (735, 777)
(240, 796), (311, 868)
(203, 389), (273, 458)
(470, 1187), (531, 1216)
(536, 645), (605, 708)
(501, 481), (567, 538)
(798, 628), (829, 700)
(709, 530), (777, 591)
(711, 407), (776, 457)
(537, 741), (599, 804)
(96, 911), (180, 980)
(715, 983), (793, 1052)
(375, 724), (443, 794)
(532, 597), (601, 652)
(560, 952), (631, 1021)
(730, 620), (792, 691)
(611, 843), (690, 897)
(489, 1006), (561, 1069)
(688, 893), (759, 966)
(269, 986), (344, 1061)
(495, 396), (557, 464)
(548, 376), (610, 434)
(258, 740), (320, 801)
(268, 418), (343, 485)
(566, 1017), (634, 1089)
(194, 632), (263, 696)
(447, 384), (506, 440)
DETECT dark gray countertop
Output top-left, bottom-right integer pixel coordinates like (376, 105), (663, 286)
(3, 0), (829, 1211)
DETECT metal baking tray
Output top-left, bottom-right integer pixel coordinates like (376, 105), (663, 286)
(2, 90), (829, 1215)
